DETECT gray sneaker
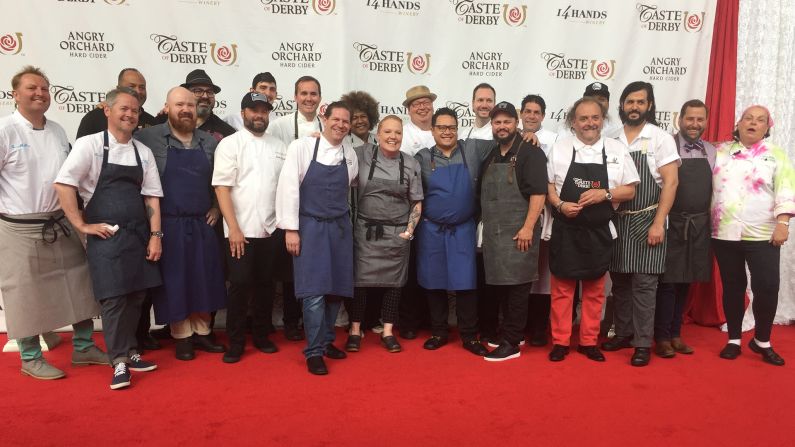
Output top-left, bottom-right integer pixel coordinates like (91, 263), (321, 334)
(72, 346), (110, 366)
(20, 358), (66, 380)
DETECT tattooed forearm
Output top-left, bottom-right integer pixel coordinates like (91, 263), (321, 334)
(146, 205), (154, 219)
(406, 201), (422, 234)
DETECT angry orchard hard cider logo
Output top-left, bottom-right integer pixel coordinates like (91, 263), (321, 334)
(150, 34), (237, 66)
(643, 57), (687, 82)
(261, 0), (336, 15)
(452, 0), (527, 26)
(636, 4), (705, 32)
(353, 42), (430, 74)
(541, 52), (615, 81)
(50, 84), (106, 114)
(59, 31), (115, 59)
(462, 51), (510, 77)
(271, 42), (322, 69)
(0, 33), (23, 56)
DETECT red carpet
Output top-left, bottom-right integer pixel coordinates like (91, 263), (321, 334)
(1, 324), (793, 446)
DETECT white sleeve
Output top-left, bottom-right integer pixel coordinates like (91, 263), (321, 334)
(138, 144), (163, 197)
(211, 138), (238, 187)
(655, 132), (681, 168)
(54, 136), (94, 187)
(546, 145), (557, 185)
(275, 139), (303, 231)
(621, 150), (641, 185)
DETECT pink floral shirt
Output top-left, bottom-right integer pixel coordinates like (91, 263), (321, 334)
(711, 140), (795, 241)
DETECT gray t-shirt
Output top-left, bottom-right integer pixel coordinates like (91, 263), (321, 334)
(354, 143), (423, 222)
(413, 138), (493, 192)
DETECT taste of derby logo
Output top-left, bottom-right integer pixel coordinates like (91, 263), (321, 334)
(353, 42), (430, 74)
(636, 4), (705, 32)
(0, 33), (23, 55)
(541, 52), (616, 81)
(452, 0), (527, 27)
(210, 43), (238, 66)
(407, 53), (430, 74)
(590, 60), (615, 81)
(150, 34), (238, 66)
(261, 0), (336, 15)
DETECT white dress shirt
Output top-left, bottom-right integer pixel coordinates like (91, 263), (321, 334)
(535, 127), (559, 156)
(606, 122), (680, 186)
(267, 111), (323, 147)
(55, 130), (163, 206)
(0, 112), (71, 214)
(459, 122), (493, 140)
(275, 135), (358, 231)
(211, 129), (287, 238)
(399, 120), (435, 156)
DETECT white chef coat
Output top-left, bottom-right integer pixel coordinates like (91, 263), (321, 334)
(459, 122), (493, 141)
(399, 120), (435, 156)
(606, 122), (680, 186)
(267, 111), (323, 147)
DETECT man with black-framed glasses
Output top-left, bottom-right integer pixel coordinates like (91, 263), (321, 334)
(179, 69), (235, 142)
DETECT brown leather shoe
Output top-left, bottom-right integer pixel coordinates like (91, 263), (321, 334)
(671, 337), (694, 354)
(655, 340), (676, 358)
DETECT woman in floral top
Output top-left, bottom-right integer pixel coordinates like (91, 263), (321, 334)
(711, 105), (795, 366)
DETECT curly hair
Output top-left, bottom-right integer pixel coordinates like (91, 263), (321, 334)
(340, 90), (380, 131)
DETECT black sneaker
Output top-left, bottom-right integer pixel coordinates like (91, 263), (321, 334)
(110, 363), (131, 390)
(128, 352), (157, 372)
(462, 340), (488, 356)
(484, 342), (520, 362)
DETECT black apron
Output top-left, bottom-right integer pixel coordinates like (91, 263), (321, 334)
(83, 131), (162, 300)
(480, 143), (541, 285)
(353, 146), (411, 287)
(661, 141), (712, 283)
(549, 144), (614, 280)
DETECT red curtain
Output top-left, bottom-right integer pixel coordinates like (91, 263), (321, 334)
(685, 0), (740, 326)
(703, 0), (739, 142)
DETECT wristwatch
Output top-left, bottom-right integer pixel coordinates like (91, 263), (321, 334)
(605, 189), (613, 201)
(150, 231), (164, 238)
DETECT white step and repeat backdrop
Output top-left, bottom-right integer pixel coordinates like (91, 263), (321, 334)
(0, 0), (716, 139)
(0, 0), (716, 332)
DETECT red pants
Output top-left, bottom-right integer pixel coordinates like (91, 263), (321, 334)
(550, 274), (606, 347)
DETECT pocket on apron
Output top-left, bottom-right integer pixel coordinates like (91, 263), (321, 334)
(626, 212), (654, 243)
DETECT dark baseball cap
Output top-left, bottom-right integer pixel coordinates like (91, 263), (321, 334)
(584, 82), (609, 99)
(490, 101), (518, 120)
(241, 92), (273, 110)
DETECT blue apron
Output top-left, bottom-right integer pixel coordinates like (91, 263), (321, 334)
(84, 131), (162, 300)
(151, 136), (227, 323)
(293, 138), (354, 299)
(417, 146), (477, 291)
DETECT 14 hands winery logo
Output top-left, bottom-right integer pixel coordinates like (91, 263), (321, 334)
(0, 33), (23, 56)
(636, 3), (705, 32)
(261, 0), (336, 15)
(353, 42), (430, 74)
(452, 0), (527, 26)
(150, 34), (238, 66)
(364, 0), (421, 16)
(540, 52), (615, 81)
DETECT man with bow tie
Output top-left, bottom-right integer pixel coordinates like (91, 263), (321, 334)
(653, 99), (715, 359)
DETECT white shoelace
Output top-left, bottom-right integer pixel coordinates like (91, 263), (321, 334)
(129, 353), (142, 363)
(113, 363), (127, 377)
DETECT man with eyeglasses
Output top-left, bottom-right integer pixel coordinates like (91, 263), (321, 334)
(179, 69), (235, 142)
(399, 85), (437, 156)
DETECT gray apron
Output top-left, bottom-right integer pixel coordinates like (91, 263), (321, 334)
(610, 141), (667, 274)
(353, 146), (412, 288)
(0, 211), (98, 339)
(83, 131), (162, 300)
(480, 145), (541, 285)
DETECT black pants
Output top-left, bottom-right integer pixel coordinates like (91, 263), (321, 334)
(226, 237), (278, 347)
(527, 293), (551, 335)
(476, 253), (499, 338)
(654, 282), (690, 341)
(427, 289), (478, 342)
(347, 287), (401, 325)
(134, 289), (153, 344)
(490, 283), (532, 346)
(398, 239), (429, 331)
(712, 239), (780, 342)
(101, 290), (146, 365)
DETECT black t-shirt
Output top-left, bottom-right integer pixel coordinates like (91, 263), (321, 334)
(479, 136), (548, 200)
(75, 107), (157, 139)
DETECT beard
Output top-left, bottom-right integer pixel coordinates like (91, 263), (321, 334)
(196, 102), (212, 119)
(494, 130), (517, 146)
(244, 117), (268, 134)
(169, 112), (196, 133)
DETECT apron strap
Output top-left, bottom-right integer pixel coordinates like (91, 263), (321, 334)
(102, 130), (110, 168)
(368, 146), (379, 181)
(311, 137), (320, 161)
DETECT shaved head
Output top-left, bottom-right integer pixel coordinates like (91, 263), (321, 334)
(165, 86), (197, 133)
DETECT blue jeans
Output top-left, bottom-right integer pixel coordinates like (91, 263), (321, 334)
(301, 295), (341, 359)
